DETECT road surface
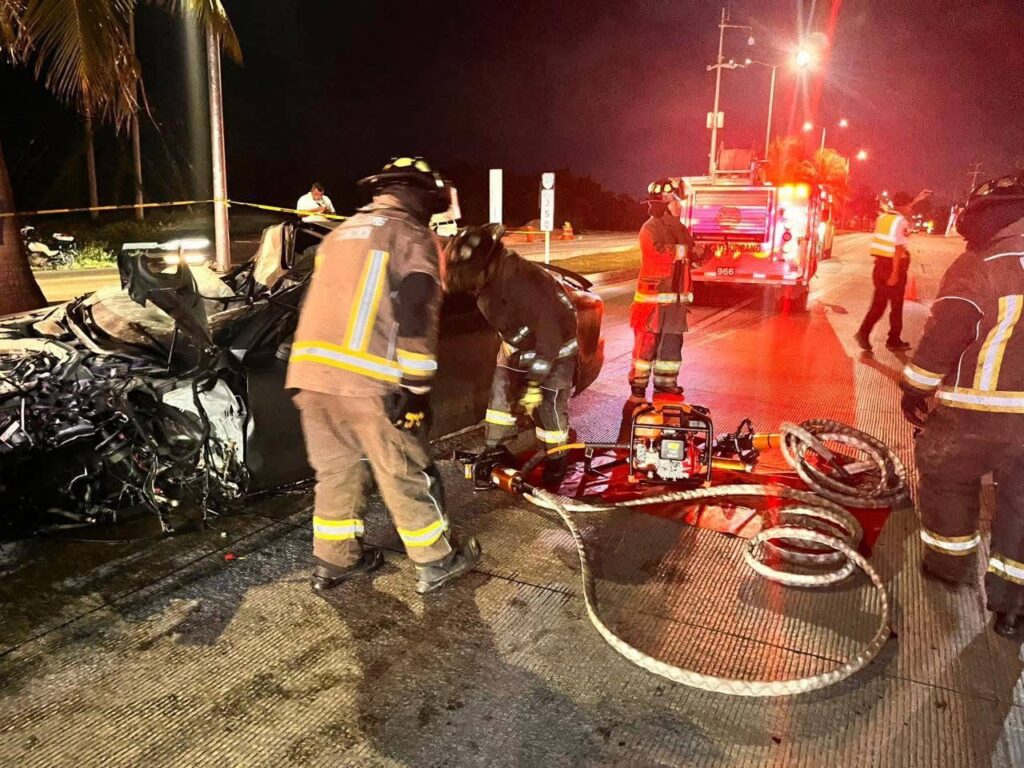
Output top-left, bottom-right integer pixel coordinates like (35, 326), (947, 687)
(3, 232), (1022, 768)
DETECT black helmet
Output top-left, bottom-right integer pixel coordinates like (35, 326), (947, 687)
(358, 156), (447, 191)
(643, 177), (680, 205)
(444, 223), (506, 295)
(956, 170), (1024, 246)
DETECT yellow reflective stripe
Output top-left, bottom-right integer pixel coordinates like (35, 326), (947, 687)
(936, 386), (1024, 413)
(920, 529), (980, 555)
(633, 291), (693, 304)
(974, 295), (1022, 391)
(632, 360), (652, 370)
(345, 250), (390, 351)
(485, 409), (517, 426)
(398, 519), (448, 547)
(902, 363), (943, 391)
(396, 348), (438, 377)
(290, 342), (401, 383)
(989, 554), (1024, 585)
(313, 517), (365, 541)
(654, 360), (680, 373)
(536, 427), (569, 444)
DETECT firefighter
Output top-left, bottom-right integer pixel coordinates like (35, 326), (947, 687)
(900, 170), (1024, 639)
(630, 178), (695, 398)
(444, 223), (578, 486)
(855, 190), (932, 352)
(287, 157), (481, 595)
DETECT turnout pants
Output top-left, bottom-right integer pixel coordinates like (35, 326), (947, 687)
(915, 407), (1024, 613)
(294, 390), (452, 569)
(857, 256), (908, 344)
(484, 348), (574, 452)
(630, 331), (683, 393)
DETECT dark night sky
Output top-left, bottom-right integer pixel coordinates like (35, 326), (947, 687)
(2, 0), (1023, 213)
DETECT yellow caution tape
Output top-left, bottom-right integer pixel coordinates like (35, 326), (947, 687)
(0, 198), (347, 221)
(0, 199), (220, 218)
(229, 200), (347, 221)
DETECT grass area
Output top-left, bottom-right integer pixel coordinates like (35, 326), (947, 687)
(545, 246), (641, 276)
(74, 241), (118, 269)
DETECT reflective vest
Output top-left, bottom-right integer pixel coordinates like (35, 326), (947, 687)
(286, 197), (441, 397)
(869, 212), (909, 258)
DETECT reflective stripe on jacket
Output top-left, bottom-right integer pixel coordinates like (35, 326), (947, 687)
(286, 195), (442, 396)
(900, 219), (1024, 415)
(869, 212), (909, 258)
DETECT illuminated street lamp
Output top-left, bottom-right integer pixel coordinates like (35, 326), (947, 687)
(857, 149), (869, 161)
(795, 48), (813, 69)
(803, 118), (848, 152)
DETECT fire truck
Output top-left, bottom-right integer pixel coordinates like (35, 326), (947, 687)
(676, 174), (834, 311)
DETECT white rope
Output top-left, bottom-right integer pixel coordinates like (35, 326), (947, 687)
(520, 420), (905, 696)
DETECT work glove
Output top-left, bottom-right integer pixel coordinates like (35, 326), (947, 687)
(900, 389), (930, 428)
(386, 387), (431, 432)
(519, 382), (543, 415)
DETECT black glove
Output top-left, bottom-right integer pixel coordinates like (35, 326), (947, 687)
(386, 388), (431, 432)
(900, 389), (930, 428)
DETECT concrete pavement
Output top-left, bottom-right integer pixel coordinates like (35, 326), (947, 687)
(2, 232), (1022, 768)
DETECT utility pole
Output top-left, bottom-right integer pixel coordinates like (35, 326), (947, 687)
(968, 162), (983, 192)
(207, 26), (231, 272)
(764, 64), (777, 158)
(706, 8), (754, 177)
(708, 8), (726, 177)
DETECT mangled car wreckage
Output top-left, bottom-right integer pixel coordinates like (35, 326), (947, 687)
(0, 221), (604, 535)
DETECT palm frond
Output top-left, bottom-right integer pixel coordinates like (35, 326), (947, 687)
(0, 0), (30, 61)
(19, 0), (140, 127)
(148, 0), (241, 62)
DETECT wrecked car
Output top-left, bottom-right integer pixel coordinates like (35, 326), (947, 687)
(0, 220), (604, 536)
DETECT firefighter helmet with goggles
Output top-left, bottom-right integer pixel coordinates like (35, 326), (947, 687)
(443, 223), (506, 295)
(643, 177), (680, 204)
(358, 156), (446, 191)
(956, 170), (1024, 246)
(358, 156), (452, 215)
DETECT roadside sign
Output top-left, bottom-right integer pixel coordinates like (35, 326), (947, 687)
(706, 111), (724, 129)
(540, 172), (555, 233)
(489, 169), (502, 224)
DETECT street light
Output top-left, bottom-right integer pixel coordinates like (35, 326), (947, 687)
(794, 48), (813, 69)
(803, 118), (848, 152)
(857, 149), (869, 161)
(706, 7), (754, 176)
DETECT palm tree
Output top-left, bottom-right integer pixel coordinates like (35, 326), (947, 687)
(0, 0), (239, 316)
(764, 137), (850, 200)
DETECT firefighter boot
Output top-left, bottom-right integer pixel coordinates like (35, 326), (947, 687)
(311, 548), (384, 592)
(415, 537), (482, 594)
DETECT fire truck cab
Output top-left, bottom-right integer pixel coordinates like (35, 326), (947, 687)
(677, 174), (833, 311)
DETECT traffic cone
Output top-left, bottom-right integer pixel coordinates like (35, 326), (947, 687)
(905, 274), (920, 302)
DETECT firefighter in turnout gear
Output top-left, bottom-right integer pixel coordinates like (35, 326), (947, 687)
(630, 178), (696, 397)
(445, 224), (578, 486)
(900, 170), (1024, 640)
(287, 157), (480, 594)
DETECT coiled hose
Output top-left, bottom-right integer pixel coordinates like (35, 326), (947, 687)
(519, 419), (907, 696)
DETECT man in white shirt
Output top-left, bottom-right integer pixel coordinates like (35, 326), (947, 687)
(296, 182), (336, 222)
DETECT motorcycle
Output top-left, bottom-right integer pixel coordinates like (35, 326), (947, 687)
(21, 225), (77, 269)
